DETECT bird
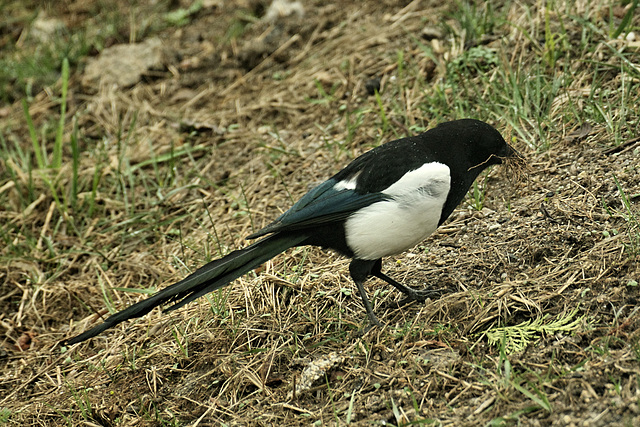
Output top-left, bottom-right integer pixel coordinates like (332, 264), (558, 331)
(64, 119), (522, 345)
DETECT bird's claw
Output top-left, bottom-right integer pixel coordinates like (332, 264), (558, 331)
(387, 287), (445, 309)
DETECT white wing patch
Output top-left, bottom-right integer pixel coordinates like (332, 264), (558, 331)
(333, 172), (361, 191)
(344, 162), (451, 260)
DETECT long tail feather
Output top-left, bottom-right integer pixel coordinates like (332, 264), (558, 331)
(64, 233), (306, 345)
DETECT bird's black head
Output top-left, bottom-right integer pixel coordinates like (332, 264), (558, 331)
(432, 119), (523, 175)
(429, 119), (525, 225)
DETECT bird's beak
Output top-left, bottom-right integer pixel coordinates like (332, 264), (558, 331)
(494, 142), (523, 164)
(504, 143), (522, 160)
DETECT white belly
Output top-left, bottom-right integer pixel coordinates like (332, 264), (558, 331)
(343, 162), (451, 260)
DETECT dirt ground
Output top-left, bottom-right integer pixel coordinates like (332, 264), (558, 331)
(1, 0), (640, 426)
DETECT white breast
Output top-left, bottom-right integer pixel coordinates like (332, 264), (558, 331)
(344, 162), (451, 260)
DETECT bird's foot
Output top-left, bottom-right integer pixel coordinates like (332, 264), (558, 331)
(386, 287), (444, 309)
(403, 287), (443, 302)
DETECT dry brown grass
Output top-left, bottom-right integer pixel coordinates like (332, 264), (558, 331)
(1, 0), (640, 425)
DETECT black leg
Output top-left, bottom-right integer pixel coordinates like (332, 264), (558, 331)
(370, 259), (442, 302)
(349, 259), (383, 327)
(354, 279), (383, 327)
(348, 258), (444, 326)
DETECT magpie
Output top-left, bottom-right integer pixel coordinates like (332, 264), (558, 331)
(65, 119), (522, 345)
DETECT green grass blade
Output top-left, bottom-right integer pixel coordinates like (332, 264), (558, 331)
(70, 116), (79, 210)
(52, 58), (69, 169)
(611, 0), (638, 39)
(511, 379), (552, 412)
(22, 99), (45, 169)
